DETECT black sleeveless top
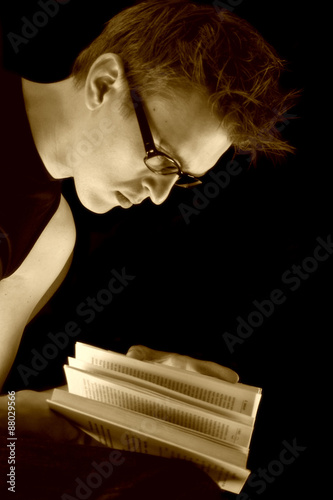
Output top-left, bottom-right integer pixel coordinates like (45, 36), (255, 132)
(0, 60), (62, 279)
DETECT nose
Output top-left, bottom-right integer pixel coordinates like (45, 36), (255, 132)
(143, 174), (178, 205)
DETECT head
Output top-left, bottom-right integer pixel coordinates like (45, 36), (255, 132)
(67, 0), (296, 213)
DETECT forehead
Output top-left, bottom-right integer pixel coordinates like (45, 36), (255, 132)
(144, 90), (231, 175)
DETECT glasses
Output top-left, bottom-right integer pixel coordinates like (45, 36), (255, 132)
(131, 90), (202, 188)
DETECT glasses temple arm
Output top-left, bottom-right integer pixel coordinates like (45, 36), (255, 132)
(131, 90), (156, 154)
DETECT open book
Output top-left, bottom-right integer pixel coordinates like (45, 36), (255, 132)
(47, 342), (262, 494)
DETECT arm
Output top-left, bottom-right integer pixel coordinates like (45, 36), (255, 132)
(0, 195), (76, 391)
(0, 196), (86, 441)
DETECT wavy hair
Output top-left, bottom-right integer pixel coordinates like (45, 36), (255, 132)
(72, 0), (298, 161)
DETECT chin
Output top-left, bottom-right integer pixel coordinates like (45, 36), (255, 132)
(85, 200), (121, 214)
(75, 189), (119, 214)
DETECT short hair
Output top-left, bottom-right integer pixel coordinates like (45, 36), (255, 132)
(71, 0), (298, 161)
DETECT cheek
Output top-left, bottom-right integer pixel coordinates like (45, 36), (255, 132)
(70, 113), (148, 191)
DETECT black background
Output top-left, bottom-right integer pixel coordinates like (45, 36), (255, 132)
(1, 1), (330, 499)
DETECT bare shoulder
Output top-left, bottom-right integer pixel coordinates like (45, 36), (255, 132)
(45, 194), (76, 251)
(1, 196), (76, 306)
(15, 195), (76, 280)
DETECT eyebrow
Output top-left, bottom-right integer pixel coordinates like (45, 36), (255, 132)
(164, 142), (216, 178)
(161, 141), (219, 180)
(132, 90), (201, 176)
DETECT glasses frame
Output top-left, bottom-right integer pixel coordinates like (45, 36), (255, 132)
(130, 90), (202, 188)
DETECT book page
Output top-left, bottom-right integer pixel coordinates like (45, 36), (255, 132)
(75, 342), (262, 417)
(68, 357), (254, 427)
(48, 389), (250, 494)
(65, 366), (253, 449)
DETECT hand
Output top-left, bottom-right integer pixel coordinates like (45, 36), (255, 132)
(126, 345), (239, 383)
(1, 388), (86, 443)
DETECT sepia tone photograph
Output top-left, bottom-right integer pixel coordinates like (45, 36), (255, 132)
(0, 1), (327, 499)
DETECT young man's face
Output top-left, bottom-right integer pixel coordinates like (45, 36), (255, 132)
(67, 58), (231, 213)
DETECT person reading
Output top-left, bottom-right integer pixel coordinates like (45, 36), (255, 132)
(0, 0), (295, 441)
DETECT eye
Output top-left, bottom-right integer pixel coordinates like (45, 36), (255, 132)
(156, 143), (173, 158)
(156, 143), (186, 170)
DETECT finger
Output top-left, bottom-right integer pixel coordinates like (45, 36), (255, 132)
(126, 346), (239, 383)
(60, 420), (84, 443)
(126, 345), (169, 362)
(47, 410), (85, 443)
(185, 357), (239, 383)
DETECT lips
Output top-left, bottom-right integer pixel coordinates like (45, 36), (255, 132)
(132, 197), (147, 205)
(115, 192), (133, 208)
(116, 191), (149, 208)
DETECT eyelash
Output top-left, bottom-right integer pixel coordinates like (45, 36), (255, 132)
(156, 143), (182, 166)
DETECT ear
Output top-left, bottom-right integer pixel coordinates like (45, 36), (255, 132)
(85, 53), (126, 111)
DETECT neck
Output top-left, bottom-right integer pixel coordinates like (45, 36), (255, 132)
(22, 77), (81, 179)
